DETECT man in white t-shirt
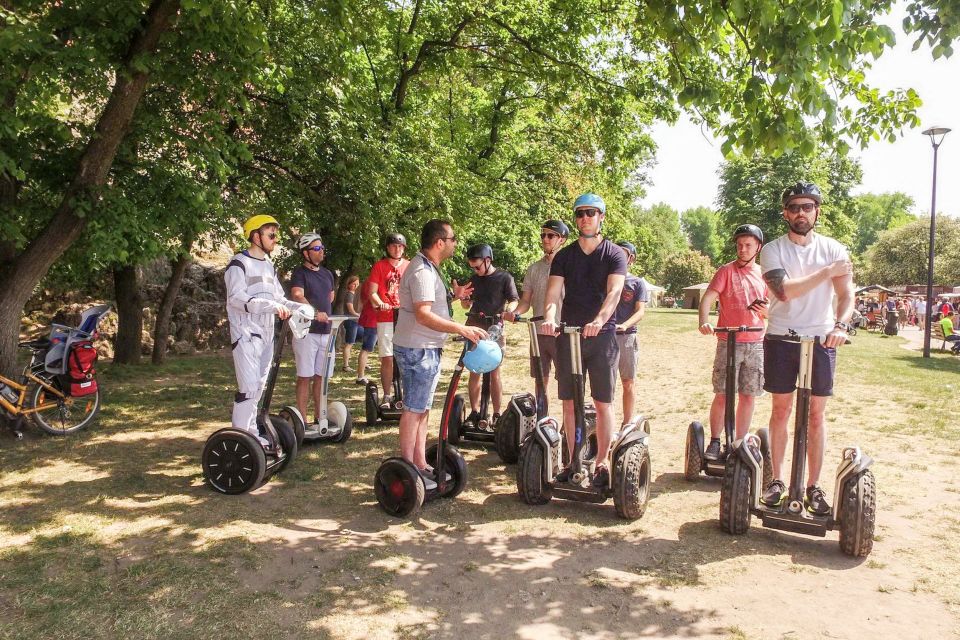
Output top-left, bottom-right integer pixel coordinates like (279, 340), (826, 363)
(758, 182), (854, 516)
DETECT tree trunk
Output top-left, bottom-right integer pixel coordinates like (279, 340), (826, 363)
(0, 0), (180, 375)
(152, 240), (193, 365)
(113, 264), (144, 365)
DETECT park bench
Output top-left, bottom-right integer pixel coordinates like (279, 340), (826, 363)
(932, 322), (948, 352)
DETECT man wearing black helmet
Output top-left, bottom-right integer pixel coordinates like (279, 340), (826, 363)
(461, 243), (518, 427)
(758, 182), (854, 516)
(612, 241), (648, 425)
(507, 220), (569, 384)
(697, 224), (768, 460)
(368, 233), (409, 409)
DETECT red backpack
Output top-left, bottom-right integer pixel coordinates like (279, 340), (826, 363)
(67, 341), (99, 397)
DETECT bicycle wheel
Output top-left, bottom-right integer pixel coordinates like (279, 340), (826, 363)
(29, 376), (101, 435)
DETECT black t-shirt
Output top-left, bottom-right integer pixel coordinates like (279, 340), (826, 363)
(467, 269), (518, 322)
(290, 265), (334, 334)
(550, 238), (628, 333)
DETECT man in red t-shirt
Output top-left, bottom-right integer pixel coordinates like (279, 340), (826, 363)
(367, 233), (410, 407)
(356, 276), (378, 385)
(697, 224), (768, 460)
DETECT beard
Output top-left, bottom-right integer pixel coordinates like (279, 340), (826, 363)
(788, 218), (813, 236)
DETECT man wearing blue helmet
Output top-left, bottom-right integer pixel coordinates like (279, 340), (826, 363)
(542, 193), (627, 488)
(612, 241), (648, 425)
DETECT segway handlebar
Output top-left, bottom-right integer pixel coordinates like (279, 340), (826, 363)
(713, 326), (764, 334)
(766, 332), (852, 346)
(509, 314), (544, 323)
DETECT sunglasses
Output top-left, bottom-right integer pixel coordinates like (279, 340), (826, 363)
(307, 245), (325, 252)
(540, 232), (560, 240)
(262, 232), (277, 240)
(442, 235), (457, 243)
(786, 203), (817, 214)
(470, 265), (485, 272)
(575, 208), (600, 218)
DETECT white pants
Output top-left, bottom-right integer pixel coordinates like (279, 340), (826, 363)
(231, 333), (274, 435)
(292, 332), (336, 378)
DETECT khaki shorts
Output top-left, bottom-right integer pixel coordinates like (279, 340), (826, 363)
(377, 322), (394, 358)
(616, 332), (638, 380)
(712, 340), (764, 396)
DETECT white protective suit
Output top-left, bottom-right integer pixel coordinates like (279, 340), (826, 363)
(225, 250), (292, 435)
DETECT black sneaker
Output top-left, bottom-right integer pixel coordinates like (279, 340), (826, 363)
(592, 465), (609, 489)
(555, 465), (571, 483)
(355, 377), (368, 385)
(704, 439), (722, 460)
(805, 484), (831, 516)
(465, 410), (480, 426)
(761, 480), (786, 507)
(418, 468), (437, 491)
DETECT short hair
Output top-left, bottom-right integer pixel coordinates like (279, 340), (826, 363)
(421, 218), (452, 251)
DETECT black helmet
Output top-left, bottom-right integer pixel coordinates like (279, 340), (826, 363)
(542, 219), (570, 238)
(615, 240), (637, 257)
(384, 232), (407, 249)
(732, 224), (763, 245)
(781, 182), (822, 206)
(466, 243), (494, 261)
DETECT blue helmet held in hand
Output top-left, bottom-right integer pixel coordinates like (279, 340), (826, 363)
(463, 338), (503, 374)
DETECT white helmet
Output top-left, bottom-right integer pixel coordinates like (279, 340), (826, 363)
(288, 303), (315, 339)
(297, 232), (323, 251)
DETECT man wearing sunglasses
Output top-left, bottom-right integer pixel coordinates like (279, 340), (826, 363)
(758, 182), (855, 516)
(225, 215), (294, 444)
(461, 243), (518, 428)
(508, 220), (570, 384)
(542, 193), (627, 488)
(368, 233), (409, 410)
(290, 232), (336, 427)
(612, 241), (648, 426)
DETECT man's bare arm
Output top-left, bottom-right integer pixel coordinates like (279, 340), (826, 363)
(763, 259), (851, 302)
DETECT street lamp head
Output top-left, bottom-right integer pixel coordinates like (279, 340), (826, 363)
(922, 126), (951, 147)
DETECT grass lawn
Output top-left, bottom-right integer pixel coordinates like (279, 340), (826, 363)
(1, 309), (958, 639)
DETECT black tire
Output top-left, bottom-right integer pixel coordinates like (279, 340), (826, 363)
(333, 409), (353, 443)
(29, 377), (100, 436)
(613, 442), (651, 520)
(365, 384), (379, 427)
(277, 406), (305, 448)
(495, 409), (521, 464)
(202, 429), (267, 494)
(426, 443), (468, 499)
(683, 422), (704, 481)
(447, 394), (466, 445)
(838, 470), (876, 557)
(719, 453), (752, 534)
(517, 437), (552, 505)
(271, 416), (298, 475)
(755, 427), (774, 490)
(374, 457), (425, 517)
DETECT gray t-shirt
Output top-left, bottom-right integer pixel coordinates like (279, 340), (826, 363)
(395, 253), (450, 349)
(523, 257), (563, 335)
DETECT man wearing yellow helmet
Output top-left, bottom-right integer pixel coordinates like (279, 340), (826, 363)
(225, 215), (294, 443)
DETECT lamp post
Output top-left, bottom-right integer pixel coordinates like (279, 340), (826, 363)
(922, 126), (951, 358)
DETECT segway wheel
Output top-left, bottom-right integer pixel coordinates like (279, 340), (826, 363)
(329, 402), (353, 443)
(374, 457), (425, 517)
(271, 416), (299, 475)
(494, 409), (521, 464)
(755, 427), (774, 490)
(365, 384), (379, 427)
(448, 394), (466, 446)
(838, 470), (876, 557)
(517, 437), (552, 505)
(719, 453), (752, 534)
(426, 443), (468, 499)
(202, 429), (267, 494)
(613, 442), (651, 520)
(683, 421), (704, 481)
(277, 406), (305, 448)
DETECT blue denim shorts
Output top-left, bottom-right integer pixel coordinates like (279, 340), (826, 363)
(395, 346), (443, 413)
(360, 325), (378, 352)
(343, 319), (361, 344)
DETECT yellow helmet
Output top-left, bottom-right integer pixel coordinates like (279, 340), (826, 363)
(242, 214), (279, 239)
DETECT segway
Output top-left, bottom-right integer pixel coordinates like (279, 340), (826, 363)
(364, 309), (403, 427)
(201, 306), (311, 494)
(720, 332), (876, 557)
(276, 315), (353, 445)
(517, 325), (652, 519)
(684, 326), (772, 485)
(373, 336), (483, 517)
(496, 315), (547, 464)
(448, 312), (503, 446)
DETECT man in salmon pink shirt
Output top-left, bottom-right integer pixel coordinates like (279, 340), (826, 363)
(697, 224), (768, 460)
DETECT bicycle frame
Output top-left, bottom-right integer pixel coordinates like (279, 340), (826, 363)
(0, 366), (73, 418)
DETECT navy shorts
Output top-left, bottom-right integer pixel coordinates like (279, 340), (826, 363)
(556, 331), (619, 404)
(360, 325), (378, 352)
(343, 319), (361, 344)
(763, 338), (837, 397)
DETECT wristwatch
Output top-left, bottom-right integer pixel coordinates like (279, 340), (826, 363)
(834, 321), (853, 333)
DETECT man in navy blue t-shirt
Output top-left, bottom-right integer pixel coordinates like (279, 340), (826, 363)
(290, 233), (335, 425)
(612, 241), (647, 426)
(542, 193), (627, 488)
